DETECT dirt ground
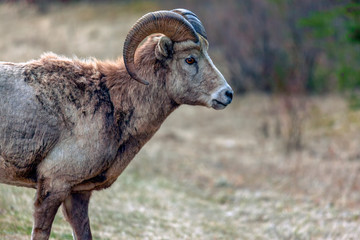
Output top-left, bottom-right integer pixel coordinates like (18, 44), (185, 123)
(1, 3), (360, 239)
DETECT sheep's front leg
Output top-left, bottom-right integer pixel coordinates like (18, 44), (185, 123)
(32, 178), (70, 240)
(62, 191), (92, 240)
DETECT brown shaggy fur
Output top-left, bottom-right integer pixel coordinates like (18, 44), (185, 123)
(0, 32), (232, 239)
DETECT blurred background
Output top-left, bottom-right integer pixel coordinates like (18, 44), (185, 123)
(1, 0), (360, 239)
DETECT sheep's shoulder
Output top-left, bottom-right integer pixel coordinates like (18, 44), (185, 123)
(23, 53), (114, 125)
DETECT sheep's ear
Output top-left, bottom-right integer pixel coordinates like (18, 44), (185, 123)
(155, 36), (173, 61)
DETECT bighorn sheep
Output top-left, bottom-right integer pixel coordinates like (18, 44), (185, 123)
(0, 9), (233, 240)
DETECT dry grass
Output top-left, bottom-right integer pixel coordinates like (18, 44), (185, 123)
(0, 2), (159, 62)
(2, 96), (360, 239)
(1, 2), (360, 239)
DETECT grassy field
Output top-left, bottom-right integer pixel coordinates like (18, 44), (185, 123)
(1, 2), (360, 239)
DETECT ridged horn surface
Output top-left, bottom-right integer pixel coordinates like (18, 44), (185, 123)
(172, 8), (207, 40)
(123, 10), (199, 85)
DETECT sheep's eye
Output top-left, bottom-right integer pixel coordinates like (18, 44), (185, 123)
(185, 57), (196, 65)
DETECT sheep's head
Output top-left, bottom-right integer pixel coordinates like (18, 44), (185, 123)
(123, 9), (233, 110)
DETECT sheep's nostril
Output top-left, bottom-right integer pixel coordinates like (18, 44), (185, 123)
(225, 90), (233, 101)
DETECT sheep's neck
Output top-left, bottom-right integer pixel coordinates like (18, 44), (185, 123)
(99, 62), (178, 186)
(112, 78), (177, 140)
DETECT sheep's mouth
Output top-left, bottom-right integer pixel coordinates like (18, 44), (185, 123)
(211, 99), (228, 110)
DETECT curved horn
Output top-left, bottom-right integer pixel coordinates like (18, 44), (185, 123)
(172, 8), (207, 40)
(123, 10), (199, 85)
